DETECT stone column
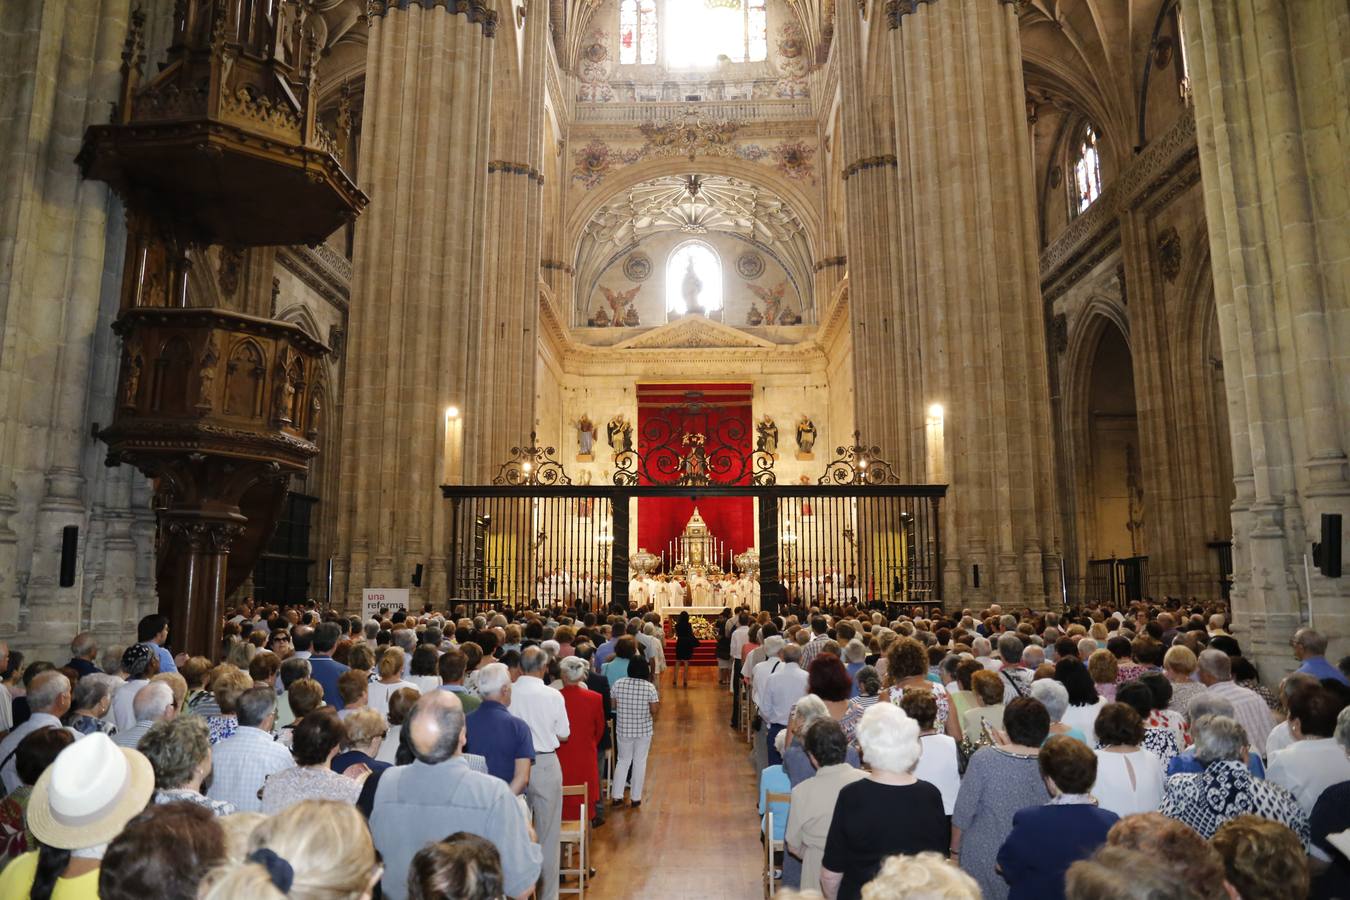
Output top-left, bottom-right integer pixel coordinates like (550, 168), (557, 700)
(1181, 0), (1350, 673)
(836, 2), (920, 474)
(466, 6), (548, 480)
(885, 0), (1061, 606)
(0, 0), (156, 658)
(334, 0), (498, 610)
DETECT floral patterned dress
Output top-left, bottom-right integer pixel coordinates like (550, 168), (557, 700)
(885, 679), (950, 732)
(1160, 759), (1310, 848)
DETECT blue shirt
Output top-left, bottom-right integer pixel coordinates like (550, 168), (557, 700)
(464, 700), (535, 785)
(145, 641), (177, 674)
(758, 764), (791, 841)
(67, 658), (101, 678)
(998, 803), (1119, 900)
(1297, 656), (1350, 686)
(1167, 747), (1265, 778)
(333, 750), (391, 775)
(603, 657), (630, 689)
(594, 638), (619, 670)
(308, 655), (351, 709)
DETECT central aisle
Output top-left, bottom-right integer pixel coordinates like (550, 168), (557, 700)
(587, 666), (763, 899)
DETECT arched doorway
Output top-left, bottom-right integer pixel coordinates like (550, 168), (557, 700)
(1084, 323), (1145, 566)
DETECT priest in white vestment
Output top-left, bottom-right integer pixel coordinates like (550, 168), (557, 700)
(630, 575), (650, 608)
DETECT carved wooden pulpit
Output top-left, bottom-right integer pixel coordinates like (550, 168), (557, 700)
(77, 1), (367, 657)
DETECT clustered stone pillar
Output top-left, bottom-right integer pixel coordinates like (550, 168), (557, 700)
(835, 0), (919, 475)
(0, 0), (160, 659)
(1181, 0), (1349, 673)
(882, 0), (1061, 605)
(466, 6), (549, 480)
(334, 0), (499, 609)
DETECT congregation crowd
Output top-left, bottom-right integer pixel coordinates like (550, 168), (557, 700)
(0, 597), (1342, 900)
(0, 605), (676, 900)
(729, 602), (1350, 900)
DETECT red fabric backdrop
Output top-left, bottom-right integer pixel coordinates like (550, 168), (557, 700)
(636, 383), (755, 568)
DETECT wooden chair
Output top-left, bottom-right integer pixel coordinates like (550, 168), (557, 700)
(601, 720), (617, 798)
(744, 683), (757, 743)
(762, 790), (791, 898)
(560, 784), (590, 898)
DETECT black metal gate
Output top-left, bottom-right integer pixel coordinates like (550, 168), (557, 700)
(441, 483), (945, 612)
(442, 416), (945, 611)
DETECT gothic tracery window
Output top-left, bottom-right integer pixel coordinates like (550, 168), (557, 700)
(620, 0), (658, 65)
(666, 241), (722, 317)
(1072, 124), (1103, 215)
(664, 0), (768, 68)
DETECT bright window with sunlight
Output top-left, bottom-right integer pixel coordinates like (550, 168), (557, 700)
(664, 0), (768, 68)
(666, 242), (722, 316)
(1073, 124), (1103, 214)
(619, 0), (659, 65)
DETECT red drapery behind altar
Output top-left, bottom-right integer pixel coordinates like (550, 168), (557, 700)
(636, 383), (755, 568)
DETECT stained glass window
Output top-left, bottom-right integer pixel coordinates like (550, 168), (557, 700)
(620, 0), (658, 64)
(666, 0), (766, 67)
(620, 0), (637, 63)
(746, 0), (767, 62)
(639, 0), (658, 64)
(1073, 124), (1102, 214)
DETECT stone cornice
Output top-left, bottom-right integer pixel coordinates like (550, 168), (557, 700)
(367, 0), (499, 36)
(818, 277), (851, 350)
(1039, 113), (1197, 288)
(572, 99), (814, 127)
(488, 159), (545, 184)
(276, 244), (351, 311)
(536, 291), (830, 376)
(842, 154), (897, 180)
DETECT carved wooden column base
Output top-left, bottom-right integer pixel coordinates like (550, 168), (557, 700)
(161, 509), (247, 660)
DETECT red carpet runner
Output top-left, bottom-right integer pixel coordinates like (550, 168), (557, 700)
(663, 640), (719, 667)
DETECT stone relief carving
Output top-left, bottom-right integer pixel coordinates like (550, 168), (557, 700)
(737, 250), (765, 279)
(1156, 227), (1183, 283)
(623, 253), (652, 281)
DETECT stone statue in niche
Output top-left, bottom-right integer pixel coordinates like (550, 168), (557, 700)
(194, 332), (220, 414)
(120, 336), (143, 411)
(607, 414), (633, 456)
(272, 353), (296, 426)
(577, 415), (596, 460)
(756, 416), (779, 456)
(306, 390), (323, 441)
(681, 257), (705, 316)
(795, 416), (817, 459)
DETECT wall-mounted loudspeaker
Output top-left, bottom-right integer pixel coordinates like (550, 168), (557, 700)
(1313, 514), (1342, 578)
(412, 563), (424, 588)
(59, 525), (79, 588)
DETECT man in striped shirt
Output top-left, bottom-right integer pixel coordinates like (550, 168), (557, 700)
(1194, 648), (1276, 758)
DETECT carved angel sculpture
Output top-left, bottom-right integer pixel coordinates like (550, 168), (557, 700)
(600, 284), (641, 327)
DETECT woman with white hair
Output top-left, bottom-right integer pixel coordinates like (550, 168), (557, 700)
(1030, 678), (1088, 744)
(784, 695), (862, 785)
(843, 640), (867, 696)
(556, 656), (605, 827)
(1160, 713), (1309, 845)
(819, 704), (947, 900)
(63, 673), (121, 737)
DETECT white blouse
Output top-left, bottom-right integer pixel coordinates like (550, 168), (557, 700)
(1093, 748), (1165, 817)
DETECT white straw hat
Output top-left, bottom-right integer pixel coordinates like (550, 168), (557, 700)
(27, 732), (155, 849)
